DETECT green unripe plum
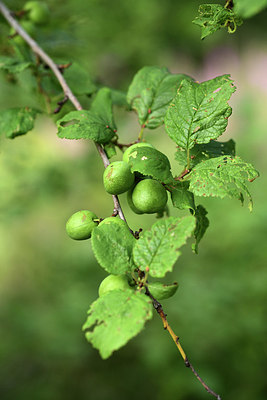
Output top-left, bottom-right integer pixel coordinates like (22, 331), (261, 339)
(127, 187), (144, 214)
(131, 179), (168, 214)
(98, 216), (127, 228)
(103, 161), (135, 195)
(24, 1), (49, 25)
(66, 210), (98, 240)
(98, 274), (130, 297)
(123, 142), (154, 163)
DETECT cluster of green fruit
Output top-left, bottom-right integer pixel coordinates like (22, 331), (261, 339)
(103, 142), (168, 214)
(65, 185), (178, 301)
(65, 143), (169, 241)
(10, 1), (49, 45)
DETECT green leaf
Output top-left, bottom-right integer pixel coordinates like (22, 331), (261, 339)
(170, 181), (195, 213)
(128, 147), (173, 184)
(0, 56), (31, 74)
(133, 216), (196, 278)
(175, 139), (236, 169)
(63, 62), (97, 96)
(127, 66), (193, 129)
(165, 76), (236, 151)
(83, 289), (153, 359)
(57, 88), (117, 143)
(91, 222), (135, 275)
(234, 0), (267, 18)
(192, 205), (209, 254)
(192, 4), (243, 39)
(0, 107), (39, 139)
(147, 281), (178, 300)
(188, 156), (259, 210)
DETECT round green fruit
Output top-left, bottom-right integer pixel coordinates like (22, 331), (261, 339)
(66, 210), (98, 240)
(24, 1), (49, 25)
(103, 161), (135, 195)
(98, 216), (128, 228)
(131, 179), (168, 214)
(127, 187), (144, 214)
(98, 274), (130, 297)
(123, 142), (154, 163)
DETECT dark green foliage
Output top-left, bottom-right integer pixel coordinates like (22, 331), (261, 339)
(170, 181), (196, 213)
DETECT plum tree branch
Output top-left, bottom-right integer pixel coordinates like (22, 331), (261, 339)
(0, 0), (126, 221)
(145, 287), (222, 400)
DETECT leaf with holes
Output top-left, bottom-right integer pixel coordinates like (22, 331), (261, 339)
(57, 88), (117, 143)
(83, 289), (153, 359)
(165, 75), (236, 151)
(0, 107), (39, 139)
(128, 146), (173, 183)
(193, 4), (243, 39)
(189, 156), (259, 210)
(133, 216), (196, 278)
(127, 66), (193, 129)
(175, 139), (236, 169)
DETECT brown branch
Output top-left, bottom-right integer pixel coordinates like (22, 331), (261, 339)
(175, 168), (190, 181)
(53, 95), (69, 114)
(145, 287), (222, 400)
(0, 1), (126, 221)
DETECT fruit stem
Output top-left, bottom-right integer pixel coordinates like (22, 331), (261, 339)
(186, 148), (191, 170)
(138, 126), (145, 141)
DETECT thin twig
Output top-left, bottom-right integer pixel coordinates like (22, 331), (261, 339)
(53, 95), (69, 114)
(145, 287), (222, 400)
(0, 1), (126, 221)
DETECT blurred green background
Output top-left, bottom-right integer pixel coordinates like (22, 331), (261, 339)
(0, 1), (266, 399)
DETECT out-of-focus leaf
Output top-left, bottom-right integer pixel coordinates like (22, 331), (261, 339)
(0, 107), (39, 139)
(193, 4), (243, 39)
(0, 56), (32, 74)
(234, 0), (267, 18)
